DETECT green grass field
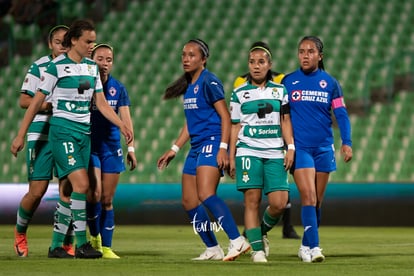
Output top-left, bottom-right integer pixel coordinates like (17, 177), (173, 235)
(0, 225), (413, 275)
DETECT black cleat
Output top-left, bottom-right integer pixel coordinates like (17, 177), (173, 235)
(48, 247), (74, 258)
(75, 242), (102, 259)
(283, 226), (301, 239)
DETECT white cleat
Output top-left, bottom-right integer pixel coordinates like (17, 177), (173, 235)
(192, 245), (224, 261)
(310, 247), (325, 263)
(298, 245), (311, 263)
(251, 250), (267, 263)
(223, 236), (251, 261)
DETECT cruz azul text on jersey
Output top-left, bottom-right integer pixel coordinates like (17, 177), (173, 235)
(292, 90), (329, 103)
(184, 97), (198, 109)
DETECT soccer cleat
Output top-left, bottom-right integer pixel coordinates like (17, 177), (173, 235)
(90, 234), (103, 253)
(75, 242), (103, 259)
(251, 250), (268, 263)
(298, 245), (311, 263)
(262, 235), (270, 257)
(14, 228), (28, 257)
(63, 244), (75, 256)
(192, 245), (224, 260)
(48, 247), (74, 258)
(310, 247), (325, 263)
(102, 246), (120, 259)
(223, 236), (251, 261)
(283, 225), (301, 239)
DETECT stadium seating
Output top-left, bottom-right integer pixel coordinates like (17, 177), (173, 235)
(0, 0), (413, 183)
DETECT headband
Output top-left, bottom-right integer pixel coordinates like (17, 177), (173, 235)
(188, 39), (209, 57)
(48, 25), (69, 41)
(92, 43), (114, 52)
(250, 46), (272, 59)
(91, 43), (114, 58)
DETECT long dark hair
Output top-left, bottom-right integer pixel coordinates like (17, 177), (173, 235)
(62, 19), (95, 48)
(163, 38), (209, 100)
(299, 36), (325, 70)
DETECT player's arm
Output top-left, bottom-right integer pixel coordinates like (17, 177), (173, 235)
(19, 92), (52, 112)
(214, 99), (231, 170)
(229, 122), (241, 179)
(11, 91), (46, 156)
(331, 79), (352, 162)
(157, 121), (190, 170)
(119, 106), (137, 170)
(281, 103), (295, 170)
(94, 92), (133, 144)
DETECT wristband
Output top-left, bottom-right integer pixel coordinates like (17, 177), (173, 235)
(128, 146), (135, 153)
(171, 144), (180, 153)
(219, 142), (228, 150)
(287, 144), (295, 150)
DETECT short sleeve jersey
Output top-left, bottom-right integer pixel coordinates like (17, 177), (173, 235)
(20, 55), (53, 142)
(184, 69), (224, 147)
(230, 81), (288, 159)
(38, 53), (103, 134)
(282, 68), (345, 147)
(90, 74), (131, 153)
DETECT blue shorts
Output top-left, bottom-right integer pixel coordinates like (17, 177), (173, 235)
(183, 140), (222, 176)
(90, 149), (125, 174)
(293, 145), (336, 173)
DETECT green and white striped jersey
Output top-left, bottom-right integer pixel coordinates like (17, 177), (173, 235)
(230, 81), (288, 159)
(20, 55), (53, 142)
(39, 53), (103, 134)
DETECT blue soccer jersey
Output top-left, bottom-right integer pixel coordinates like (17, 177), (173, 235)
(183, 69), (225, 147)
(282, 68), (352, 148)
(90, 74), (131, 153)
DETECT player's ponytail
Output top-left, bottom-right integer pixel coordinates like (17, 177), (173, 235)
(163, 73), (192, 99)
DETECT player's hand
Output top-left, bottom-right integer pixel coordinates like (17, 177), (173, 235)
(120, 124), (133, 145)
(127, 151), (137, 171)
(341, 145), (353, 163)
(284, 149), (295, 171)
(217, 148), (229, 171)
(10, 136), (25, 157)
(227, 158), (236, 179)
(157, 150), (176, 170)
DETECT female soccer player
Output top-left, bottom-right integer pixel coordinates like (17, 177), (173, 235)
(13, 25), (76, 258)
(282, 36), (353, 263)
(157, 39), (250, 261)
(11, 19), (133, 259)
(229, 41), (295, 262)
(233, 48), (300, 241)
(87, 43), (137, 259)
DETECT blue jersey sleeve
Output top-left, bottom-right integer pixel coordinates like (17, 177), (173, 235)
(203, 74), (225, 105)
(117, 82), (131, 107)
(334, 108), (352, 146)
(331, 78), (352, 146)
